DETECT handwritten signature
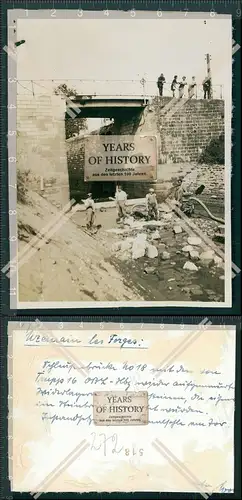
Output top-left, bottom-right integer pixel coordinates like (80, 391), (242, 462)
(218, 481), (233, 493)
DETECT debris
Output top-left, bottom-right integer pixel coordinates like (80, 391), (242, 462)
(182, 245), (194, 253)
(213, 233), (225, 243)
(112, 242), (122, 252)
(124, 216), (135, 226)
(163, 213), (173, 220)
(168, 278), (175, 282)
(159, 203), (173, 213)
(214, 255), (224, 268)
(146, 244), (158, 259)
(190, 285), (203, 296)
(144, 266), (156, 274)
(106, 228), (130, 235)
(120, 240), (132, 252)
(187, 236), (202, 246)
(183, 261), (198, 271)
(150, 230), (160, 240)
(161, 251), (170, 260)
(189, 250), (200, 260)
(219, 275), (225, 280)
(173, 225), (183, 234)
(132, 233), (147, 260)
(118, 250), (131, 261)
(144, 221), (163, 228)
(199, 250), (215, 262)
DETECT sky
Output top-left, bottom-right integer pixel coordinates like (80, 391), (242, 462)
(16, 14), (232, 130)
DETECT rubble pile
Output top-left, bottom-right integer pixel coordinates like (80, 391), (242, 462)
(107, 206), (225, 280)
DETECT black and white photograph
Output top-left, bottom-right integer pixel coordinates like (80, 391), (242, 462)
(10, 10), (232, 308)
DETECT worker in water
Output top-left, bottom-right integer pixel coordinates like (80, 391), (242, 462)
(146, 188), (159, 220)
(84, 193), (95, 229)
(109, 185), (128, 221)
(174, 178), (184, 204)
(173, 178), (194, 217)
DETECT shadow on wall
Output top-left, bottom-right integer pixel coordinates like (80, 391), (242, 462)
(66, 110), (148, 202)
(199, 134), (225, 165)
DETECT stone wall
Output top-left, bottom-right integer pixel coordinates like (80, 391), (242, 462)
(17, 94), (70, 209)
(153, 97), (224, 164)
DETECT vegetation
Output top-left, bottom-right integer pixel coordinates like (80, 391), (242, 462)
(53, 83), (87, 139)
(199, 134), (225, 165)
(17, 169), (30, 204)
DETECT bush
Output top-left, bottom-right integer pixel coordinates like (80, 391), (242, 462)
(17, 169), (30, 204)
(199, 134), (225, 164)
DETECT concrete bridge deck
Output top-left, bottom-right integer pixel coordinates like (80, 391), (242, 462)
(66, 96), (149, 118)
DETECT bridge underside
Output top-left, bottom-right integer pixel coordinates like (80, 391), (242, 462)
(66, 97), (149, 118)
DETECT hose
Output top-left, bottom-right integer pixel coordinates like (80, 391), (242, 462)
(189, 197), (225, 224)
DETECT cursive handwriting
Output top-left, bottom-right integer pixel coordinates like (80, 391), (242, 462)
(35, 359), (234, 431)
(90, 432), (123, 456)
(88, 333), (146, 349)
(218, 481), (233, 493)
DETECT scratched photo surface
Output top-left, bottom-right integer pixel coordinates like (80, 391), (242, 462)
(9, 322), (235, 493)
(9, 10), (233, 309)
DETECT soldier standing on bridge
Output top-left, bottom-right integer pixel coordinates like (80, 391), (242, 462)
(178, 76), (187, 98)
(157, 73), (166, 97)
(203, 77), (211, 99)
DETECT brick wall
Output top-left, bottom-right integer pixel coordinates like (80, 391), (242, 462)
(17, 94), (70, 209)
(152, 97), (224, 163)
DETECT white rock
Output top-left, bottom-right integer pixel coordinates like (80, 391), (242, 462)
(144, 220), (163, 227)
(182, 245), (194, 253)
(159, 203), (173, 213)
(124, 216), (134, 226)
(199, 250), (215, 261)
(161, 251), (170, 260)
(118, 250), (130, 261)
(120, 240), (132, 252)
(132, 233), (147, 260)
(173, 225), (183, 234)
(187, 236), (202, 246)
(163, 213), (173, 220)
(146, 244), (158, 259)
(214, 255), (224, 267)
(183, 261), (198, 271)
(189, 250), (200, 260)
(151, 230), (160, 240)
(112, 242), (122, 252)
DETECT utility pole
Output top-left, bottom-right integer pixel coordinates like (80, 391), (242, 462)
(206, 53), (213, 99)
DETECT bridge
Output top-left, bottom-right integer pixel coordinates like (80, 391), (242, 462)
(66, 96), (149, 118)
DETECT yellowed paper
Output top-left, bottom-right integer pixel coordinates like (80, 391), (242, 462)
(9, 323), (235, 494)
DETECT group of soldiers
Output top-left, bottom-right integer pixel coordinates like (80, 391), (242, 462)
(84, 180), (193, 230)
(157, 73), (212, 99)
